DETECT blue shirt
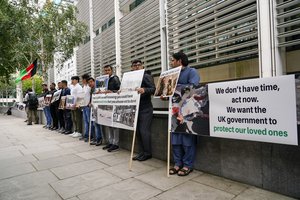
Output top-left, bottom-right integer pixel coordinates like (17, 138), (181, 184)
(172, 66), (200, 146)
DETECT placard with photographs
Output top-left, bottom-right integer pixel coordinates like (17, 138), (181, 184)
(51, 89), (62, 103)
(154, 66), (181, 98)
(59, 96), (66, 109)
(65, 95), (76, 110)
(75, 92), (85, 107)
(44, 94), (52, 106)
(96, 75), (109, 92)
(38, 97), (45, 108)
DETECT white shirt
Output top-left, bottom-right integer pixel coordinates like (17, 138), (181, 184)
(71, 83), (83, 99)
(83, 84), (91, 106)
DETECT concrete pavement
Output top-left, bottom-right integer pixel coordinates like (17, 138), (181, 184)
(0, 115), (296, 200)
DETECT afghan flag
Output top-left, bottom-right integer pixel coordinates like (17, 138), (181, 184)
(15, 59), (38, 83)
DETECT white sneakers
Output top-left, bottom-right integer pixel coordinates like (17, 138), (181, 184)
(72, 132), (82, 138)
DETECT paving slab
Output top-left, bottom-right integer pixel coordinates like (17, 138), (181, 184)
(0, 170), (58, 193)
(0, 155), (37, 168)
(135, 167), (202, 191)
(192, 173), (248, 195)
(33, 148), (77, 160)
(31, 154), (84, 170)
(0, 163), (36, 180)
(95, 151), (131, 166)
(51, 169), (121, 199)
(78, 178), (162, 200)
(156, 181), (235, 200)
(50, 159), (108, 179)
(76, 148), (116, 159)
(104, 161), (156, 179)
(0, 185), (62, 200)
(233, 187), (296, 200)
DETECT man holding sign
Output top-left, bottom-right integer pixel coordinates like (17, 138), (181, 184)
(132, 60), (156, 161)
(169, 52), (200, 176)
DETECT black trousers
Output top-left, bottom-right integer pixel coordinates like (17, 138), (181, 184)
(63, 109), (72, 131)
(137, 106), (153, 156)
(57, 109), (65, 129)
(50, 105), (58, 128)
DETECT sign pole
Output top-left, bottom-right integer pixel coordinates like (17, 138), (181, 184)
(129, 129), (137, 171)
(88, 106), (92, 145)
(167, 98), (172, 177)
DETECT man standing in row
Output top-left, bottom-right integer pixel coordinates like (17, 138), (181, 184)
(102, 65), (121, 152)
(80, 74), (91, 141)
(70, 76), (83, 138)
(61, 80), (72, 134)
(49, 83), (58, 130)
(132, 60), (156, 161)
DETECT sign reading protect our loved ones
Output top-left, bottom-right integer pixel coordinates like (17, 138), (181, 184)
(208, 75), (297, 145)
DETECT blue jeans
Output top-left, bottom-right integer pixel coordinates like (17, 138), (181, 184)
(172, 143), (196, 169)
(92, 121), (102, 142)
(43, 106), (52, 127)
(82, 106), (91, 138)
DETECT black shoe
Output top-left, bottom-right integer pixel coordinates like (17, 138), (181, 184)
(137, 154), (152, 161)
(103, 144), (112, 150)
(27, 123), (32, 125)
(90, 141), (96, 145)
(133, 152), (144, 161)
(64, 131), (72, 134)
(95, 140), (102, 146)
(107, 145), (119, 152)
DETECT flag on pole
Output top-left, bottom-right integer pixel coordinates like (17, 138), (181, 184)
(15, 59), (38, 83)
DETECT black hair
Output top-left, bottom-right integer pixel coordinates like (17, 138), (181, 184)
(42, 83), (47, 87)
(87, 77), (95, 82)
(28, 88), (33, 92)
(51, 82), (56, 87)
(103, 65), (113, 70)
(61, 80), (68, 85)
(172, 51), (189, 67)
(81, 74), (90, 81)
(131, 59), (142, 66)
(71, 76), (80, 81)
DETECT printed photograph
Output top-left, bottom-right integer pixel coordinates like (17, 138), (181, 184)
(171, 84), (209, 136)
(75, 92), (85, 107)
(96, 75), (109, 92)
(44, 94), (52, 106)
(154, 74), (179, 97)
(113, 105), (136, 130)
(58, 96), (66, 109)
(97, 105), (113, 126)
(38, 97), (45, 108)
(51, 89), (61, 103)
(65, 95), (76, 110)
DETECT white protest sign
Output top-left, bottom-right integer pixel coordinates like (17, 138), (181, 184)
(208, 75), (297, 145)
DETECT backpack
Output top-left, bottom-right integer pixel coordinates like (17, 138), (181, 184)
(28, 93), (38, 109)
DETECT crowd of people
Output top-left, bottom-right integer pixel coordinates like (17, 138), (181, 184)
(22, 52), (200, 176)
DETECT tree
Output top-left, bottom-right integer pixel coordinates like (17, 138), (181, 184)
(22, 75), (43, 95)
(0, 0), (87, 82)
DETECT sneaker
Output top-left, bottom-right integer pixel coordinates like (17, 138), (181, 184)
(69, 132), (77, 137)
(102, 144), (112, 150)
(107, 145), (119, 152)
(72, 132), (82, 138)
(58, 128), (65, 133)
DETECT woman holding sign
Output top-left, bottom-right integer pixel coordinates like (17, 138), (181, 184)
(169, 52), (200, 176)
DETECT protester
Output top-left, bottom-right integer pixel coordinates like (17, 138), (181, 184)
(131, 60), (156, 161)
(70, 76), (83, 138)
(87, 77), (102, 145)
(168, 51), (200, 176)
(49, 83), (58, 130)
(57, 82), (65, 133)
(79, 74), (92, 141)
(23, 89), (29, 123)
(41, 84), (52, 129)
(24, 88), (39, 125)
(61, 80), (72, 134)
(102, 65), (121, 152)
